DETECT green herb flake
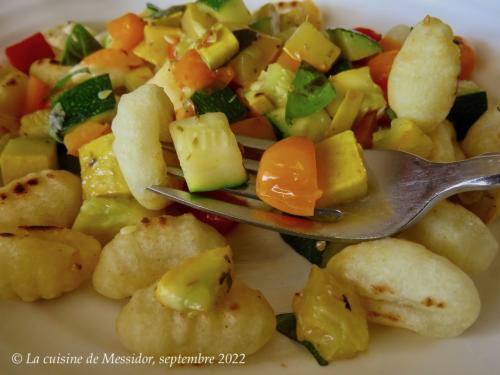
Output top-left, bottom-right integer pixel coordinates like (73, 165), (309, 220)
(276, 313), (329, 366)
(60, 24), (102, 66)
(285, 63), (336, 122)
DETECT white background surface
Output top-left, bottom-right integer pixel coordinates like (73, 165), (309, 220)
(1, 1), (500, 374)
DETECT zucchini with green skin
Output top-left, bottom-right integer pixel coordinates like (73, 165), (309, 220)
(169, 112), (247, 192)
(266, 107), (331, 142)
(49, 74), (116, 142)
(60, 24), (102, 66)
(280, 233), (345, 267)
(197, 0), (252, 26)
(191, 86), (247, 123)
(447, 81), (487, 141)
(327, 28), (382, 61)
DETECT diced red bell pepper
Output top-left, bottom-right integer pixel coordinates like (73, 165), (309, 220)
(351, 111), (379, 149)
(354, 27), (382, 42)
(5, 32), (55, 74)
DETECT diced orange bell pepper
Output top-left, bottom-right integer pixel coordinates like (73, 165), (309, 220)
(379, 36), (402, 52)
(276, 51), (300, 72)
(367, 49), (399, 96)
(82, 48), (144, 70)
(172, 49), (216, 90)
(63, 122), (111, 156)
(214, 66), (236, 89)
(107, 13), (145, 52)
(230, 116), (276, 140)
(454, 36), (476, 80)
(23, 76), (50, 115)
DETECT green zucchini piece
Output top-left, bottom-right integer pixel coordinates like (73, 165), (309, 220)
(327, 58), (352, 76)
(267, 107), (330, 142)
(60, 24), (102, 66)
(327, 28), (382, 61)
(286, 63), (336, 122)
(49, 74), (116, 142)
(191, 86), (247, 123)
(447, 81), (487, 141)
(197, 0), (251, 25)
(232, 29), (258, 51)
(197, 23), (239, 70)
(276, 313), (329, 366)
(144, 3), (186, 20)
(169, 112), (247, 192)
(280, 233), (345, 267)
(45, 67), (90, 99)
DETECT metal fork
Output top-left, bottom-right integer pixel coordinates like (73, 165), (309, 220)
(150, 136), (500, 242)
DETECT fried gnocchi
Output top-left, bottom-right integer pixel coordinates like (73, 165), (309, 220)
(0, 169), (82, 231)
(116, 280), (275, 357)
(0, 227), (101, 301)
(388, 16), (460, 133)
(327, 238), (481, 338)
(112, 84), (172, 210)
(92, 214), (227, 299)
(399, 200), (498, 275)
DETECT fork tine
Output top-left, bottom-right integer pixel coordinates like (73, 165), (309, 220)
(234, 135), (275, 151)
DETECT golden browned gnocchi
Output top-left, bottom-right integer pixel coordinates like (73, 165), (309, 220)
(399, 200), (498, 275)
(0, 227), (101, 301)
(116, 280), (275, 357)
(0, 169), (82, 231)
(388, 16), (460, 133)
(92, 214), (227, 299)
(428, 120), (464, 162)
(0, 65), (28, 118)
(462, 104), (500, 157)
(327, 238), (481, 338)
(112, 84), (173, 210)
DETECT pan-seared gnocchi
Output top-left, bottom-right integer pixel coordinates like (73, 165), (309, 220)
(327, 238), (481, 338)
(428, 120), (464, 162)
(388, 16), (460, 133)
(112, 84), (173, 210)
(0, 227), (101, 301)
(116, 279), (275, 357)
(399, 200), (498, 275)
(92, 214), (227, 299)
(0, 169), (82, 231)
(462, 104), (500, 157)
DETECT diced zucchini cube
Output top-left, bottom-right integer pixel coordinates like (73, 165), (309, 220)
(79, 133), (130, 199)
(197, 23), (239, 70)
(197, 0), (252, 26)
(0, 137), (58, 185)
(133, 25), (184, 67)
(155, 246), (233, 312)
(19, 109), (51, 137)
(316, 130), (368, 207)
(284, 21), (340, 72)
(170, 112), (247, 192)
(181, 3), (216, 40)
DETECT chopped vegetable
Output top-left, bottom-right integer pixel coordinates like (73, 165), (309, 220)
(19, 109), (50, 137)
(172, 49), (216, 90)
(143, 3), (186, 20)
(124, 66), (154, 92)
(454, 36), (475, 80)
(276, 313), (329, 366)
(367, 49), (399, 96)
(327, 28), (382, 61)
(353, 27), (382, 42)
(197, 23), (239, 70)
(197, 0), (252, 26)
(155, 246), (233, 312)
(29, 58), (72, 87)
(316, 130), (368, 207)
(351, 111), (379, 148)
(5, 32), (55, 74)
(45, 67), (90, 99)
(286, 63), (336, 122)
(284, 21), (340, 72)
(49, 74), (115, 142)
(0, 137), (58, 184)
(63, 121), (111, 156)
(107, 13), (145, 52)
(81, 48), (144, 70)
(133, 25), (183, 66)
(0, 66), (29, 118)
(256, 136), (322, 216)
(230, 116), (276, 140)
(181, 3), (216, 39)
(280, 234), (333, 267)
(326, 89), (364, 137)
(170, 112), (247, 192)
(23, 76), (50, 115)
(267, 107), (331, 142)
(191, 86), (247, 122)
(60, 24), (102, 65)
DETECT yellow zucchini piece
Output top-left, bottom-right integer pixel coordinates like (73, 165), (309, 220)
(124, 66), (154, 92)
(293, 266), (369, 361)
(19, 109), (50, 137)
(283, 21), (340, 72)
(316, 130), (368, 207)
(133, 25), (184, 67)
(373, 118), (433, 158)
(0, 137), (58, 184)
(229, 34), (282, 87)
(328, 67), (386, 117)
(181, 3), (216, 40)
(78, 133), (130, 199)
(244, 91), (276, 114)
(326, 90), (364, 137)
(197, 23), (239, 70)
(155, 246), (233, 312)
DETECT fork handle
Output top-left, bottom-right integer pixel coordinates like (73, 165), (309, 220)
(437, 153), (500, 192)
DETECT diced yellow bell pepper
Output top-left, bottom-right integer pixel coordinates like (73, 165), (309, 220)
(326, 89), (364, 137)
(0, 137), (58, 185)
(197, 23), (239, 70)
(79, 133), (130, 199)
(373, 118), (433, 158)
(133, 25), (184, 67)
(283, 21), (340, 72)
(316, 130), (368, 207)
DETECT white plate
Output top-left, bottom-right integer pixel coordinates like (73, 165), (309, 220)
(1, 1), (499, 374)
